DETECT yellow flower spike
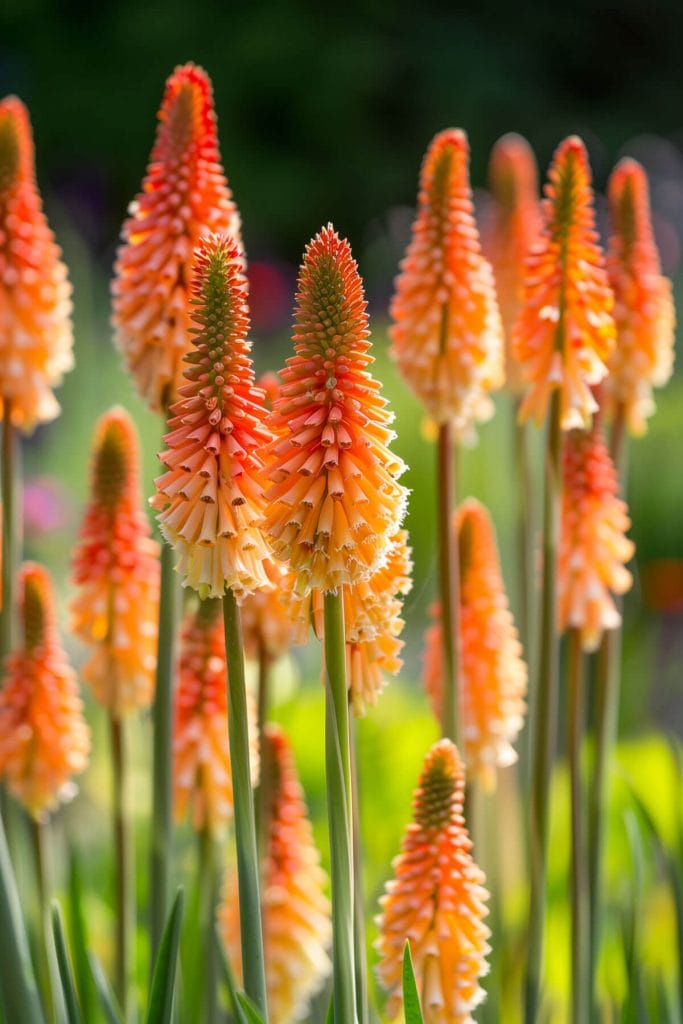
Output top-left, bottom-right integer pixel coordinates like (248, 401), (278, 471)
(513, 136), (616, 430)
(0, 563), (90, 818)
(376, 738), (490, 1023)
(152, 234), (273, 600)
(605, 158), (676, 436)
(389, 129), (504, 440)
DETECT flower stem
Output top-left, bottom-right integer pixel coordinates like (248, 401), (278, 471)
(198, 827), (218, 1024)
(255, 639), (271, 862)
(350, 717), (369, 1024)
(323, 588), (357, 1024)
(222, 589), (268, 1018)
(437, 420), (460, 745)
(515, 410), (537, 760)
(31, 817), (57, 1023)
(1, 401), (19, 839)
(568, 628), (589, 1024)
(110, 713), (132, 1019)
(525, 390), (562, 1024)
(150, 541), (177, 965)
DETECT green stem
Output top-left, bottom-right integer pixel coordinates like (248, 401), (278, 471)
(1, 401), (19, 840)
(525, 390), (562, 1024)
(199, 827), (218, 1024)
(350, 717), (368, 1024)
(568, 628), (589, 1024)
(222, 590), (268, 1018)
(437, 421), (460, 745)
(255, 639), (271, 863)
(150, 541), (177, 966)
(516, 411), (537, 798)
(324, 589), (357, 1024)
(31, 817), (56, 1022)
(110, 714), (132, 1019)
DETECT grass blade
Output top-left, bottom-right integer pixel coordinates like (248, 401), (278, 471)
(0, 815), (45, 1023)
(88, 954), (124, 1024)
(215, 926), (249, 1024)
(236, 993), (267, 1024)
(67, 850), (98, 1024)
(402, 942), (424, 1024)
(145, 888), (185, 1024)
(51, 901), (82, 1024)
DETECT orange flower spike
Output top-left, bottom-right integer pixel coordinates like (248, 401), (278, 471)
(152, 234), (273, 600)
(389, 129), (504, 439)
(0, 97), (73, 431)
(423, 500), (527, 790)
(112, 63), (241, 411)
(376, 739), (490, 1023)
(558, 425), (635, 651)
(0, 564), (90, 818)
(484, 133), (542, 393)
(71, 408), (160, 716)
(513, 136), (616, 430)
(265, 224), (407, 595)
(173, 598), (258, 836)
(606, 158), (675, 435)
(220, 724), (331, 1024)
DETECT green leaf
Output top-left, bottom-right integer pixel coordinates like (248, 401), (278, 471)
(88, 954), (123, 1024)
(236, 993), (267, 1024)
(145, 888), (185, 1024)
(325, 996), (334, 1024)
(215, 930), (249, 1024)
(0, 814), (45, 1024)
(50, 901), (82, 1024)
(67, 850), (97, 1023)
(402, 941), (424, 1023)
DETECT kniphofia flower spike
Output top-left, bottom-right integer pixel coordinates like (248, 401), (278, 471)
(112, 63), (241, 411)
(558, 424), (635, 651)
(389, 129), (504, 440)
(376, 738), (490, 1023)
(513, 136), (616, 430)
(0, 96), (73, 431)
(71, 407), (160, 717)
(265, 224), (407, 594)
(153, 234), (272, 600)
(0, 563), (90, 818)
(220, 724), (331, 1024)
(605, 158), (675, 435)
(484, 133), (542, 394)
(173, 598), (258, 835)
(423, 499), (527, 790)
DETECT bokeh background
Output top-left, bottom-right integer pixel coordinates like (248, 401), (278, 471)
(2, 2), (683, 1019)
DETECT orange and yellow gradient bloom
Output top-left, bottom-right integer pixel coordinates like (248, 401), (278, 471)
(112, 63), (241, 411)
(220, 724), (331, 1024)
(0, 96), (73, 431)
(513, 136), (616, 430)
(376, 739), (490, 1023)
(71, 408), (160, 717)
(389, 129), (503, 440)
(0, 563), (90, 818)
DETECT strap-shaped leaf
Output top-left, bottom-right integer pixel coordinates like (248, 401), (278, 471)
(67, 851), (98, 1022)
(236, 993), (267, 1024)
(51, 902), (82, 1024)
(88, 953), (123, 1024)
(0, 815), (45, 1023)
(145, 888), (185, 1024)
(402, 941), (424, 1024)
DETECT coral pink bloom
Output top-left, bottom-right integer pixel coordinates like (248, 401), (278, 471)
(605, 158), (675, 435)
(112, 64), (241, 411)
(558, 424), (634, 651)
(376, 739), (490, 1023)
(0, 96), (73, 431)
(71, 408), (160, 716)
(152, 234), (272, 599)
(0, 564), (90, 818)
(513, 136), (616, 430)
(389, 129), (503, 439)
(265, 225), (407, 595)
(173, 598), (258, 836)
(220, 724), (331, 1024)
(483, 133), (542, 394)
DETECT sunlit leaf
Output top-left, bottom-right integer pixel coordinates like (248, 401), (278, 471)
(51, 901), (82, 1024)
(402, 941), (424, 1024)
(145, 888), (185, 1024)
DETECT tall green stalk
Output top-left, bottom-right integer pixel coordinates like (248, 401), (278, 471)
(323, 589), (357, 1024)
(150, 541), (177, 965)
(525, 390), (562, 1024)
(110, 715), (132, 1018)
(198, 827), (218, 1024)
(568, 628), (589, 1024)
(516, 411), (537, 799)
(1, 400), (16, 664)
(255, 639), (271, 861)
(350, 719), (369, 1024)
(222, 590), (268, 1018)
(31, 818), (58, 1023)
(437, 420), (460, 745)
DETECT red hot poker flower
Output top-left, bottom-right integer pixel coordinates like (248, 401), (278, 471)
(265, 225), (407, 595)
(112, 64), (241, 411)
(513, 136), (616, 430)
(0, 96), (73, 432)
(0, 563), (90, 818)
(605, 158), (675, 435)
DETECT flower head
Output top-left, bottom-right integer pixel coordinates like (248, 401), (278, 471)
(559, 424), (634, 650)
(605, 158), (675, 435)
(483, 133), (542, 393)
(0, 563), (90, 818)
(71, 407), (160, 716)
(423, 500), (526, 790)
(173, 597), (258, 836)
(0, 96), (73, 432)
(376, 739), (490, 1023)
(513, 136), (616, 430)
(152, 234), (272, 599)
(112, 64), (241, 411)
(220, 723), (331, 1024)
(264, 225), (407, 594)
(389, 129), (504, 439)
